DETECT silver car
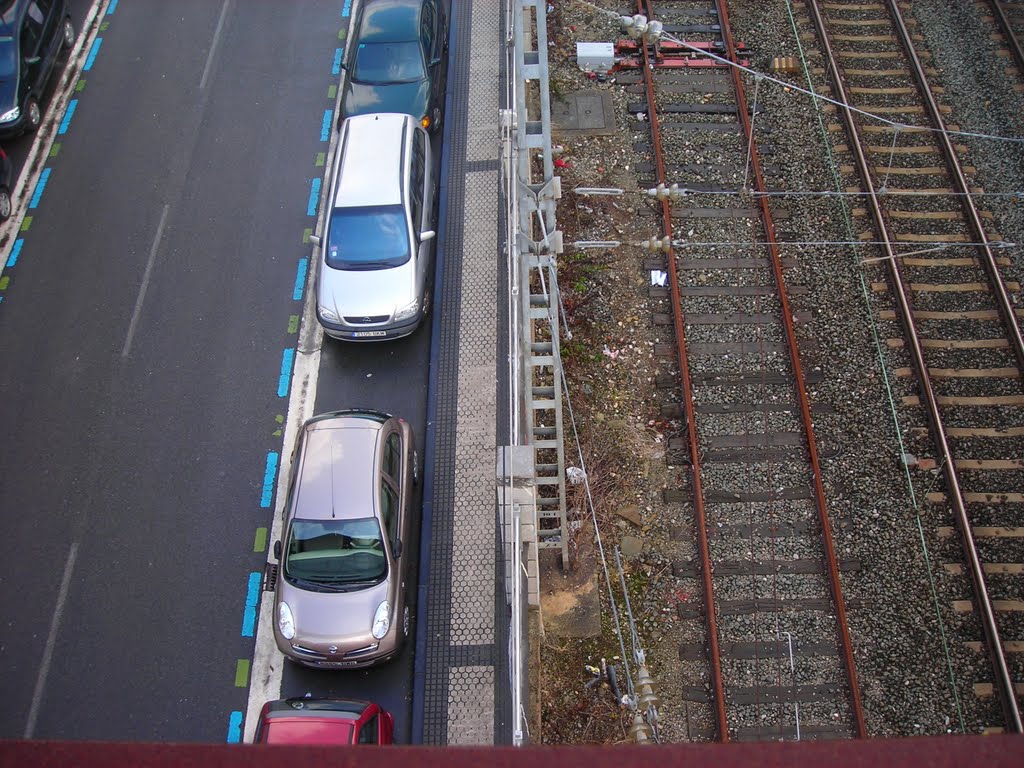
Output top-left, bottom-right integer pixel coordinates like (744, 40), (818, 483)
(312, 113), (436, 341)
(273, 410), (417, 668)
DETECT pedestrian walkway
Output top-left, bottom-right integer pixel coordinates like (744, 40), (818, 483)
(412, 0), (511, 746)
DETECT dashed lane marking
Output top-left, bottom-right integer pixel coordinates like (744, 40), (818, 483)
(7, 240), (23, 267)
(83, 38), (102, 71)
(293, 258), (308, 299)
(278, 348), (295, 397)
(306, 178), (321, 216)
(260, 452), (279, 509)
(57, 99), (77, 134)
(29, 168), (51, 208)
(235, 660), (250, 687)
(227, 711), (243, 743)
(241, 572), (261, 637)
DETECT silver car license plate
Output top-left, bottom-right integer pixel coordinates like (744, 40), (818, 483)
(353, 330), (387, 337)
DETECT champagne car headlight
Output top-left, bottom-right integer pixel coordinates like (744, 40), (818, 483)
(278, 601), (296, 640)
(371, 601), (391, 639)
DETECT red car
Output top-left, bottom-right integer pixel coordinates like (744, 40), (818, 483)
(254, 698), (394, 745)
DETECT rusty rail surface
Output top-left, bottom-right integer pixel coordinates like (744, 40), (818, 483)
(632, 0), (867, 741)
(633, 0), (730, 740)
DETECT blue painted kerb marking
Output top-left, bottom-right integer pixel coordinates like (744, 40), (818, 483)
(84, 38), (102, 71)
(332, 48), (343, 75)
(320, 109), (333, 142)
(226, 711), (243, 743)
(58, 100), (77, 135)
(342, 0), (352, 17)
(29, 168), (51, 209)
(241, 571), (260, 637)
(278, 348), (295, 397)
(107, 0), (119, 14)
(7, 239), (24, 268)
(260, 451), (279, 508)
(293, 258), (308, 301)
(306, 178), (321, 216)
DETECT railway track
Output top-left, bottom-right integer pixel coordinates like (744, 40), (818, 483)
(986, 0), (1024, 78)
(617, 0), (866, 741)
(795, 0), (1024, 733)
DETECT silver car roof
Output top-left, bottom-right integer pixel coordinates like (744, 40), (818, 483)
(293, 422), (380, 521)
(334, 113), (408, 209)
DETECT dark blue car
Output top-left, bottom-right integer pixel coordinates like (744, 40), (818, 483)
(0, 0), (74, 139)
(339, 0), (447, 132)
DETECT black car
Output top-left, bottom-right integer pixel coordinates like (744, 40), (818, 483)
(0, 0), (74, 139)
(339, 0), (447, 132)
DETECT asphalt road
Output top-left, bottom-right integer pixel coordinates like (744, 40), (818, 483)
(0, 0), (433, 743)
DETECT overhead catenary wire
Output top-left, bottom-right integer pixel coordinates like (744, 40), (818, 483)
(574, 0), (1024, 146)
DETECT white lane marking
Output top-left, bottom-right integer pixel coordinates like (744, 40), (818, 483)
(0, 0), (109, 270)
(200, 0), (232, 90)
(24, 542), (80, 739)
(121, 203), (169, 357)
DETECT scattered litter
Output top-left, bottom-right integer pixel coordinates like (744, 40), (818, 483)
(650, 270), (667, 286)
(566, 466), (587, 485)
(602, 345), (621, 359)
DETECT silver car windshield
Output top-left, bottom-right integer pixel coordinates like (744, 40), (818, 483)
(352, 41), (425, 84)
(285, 518), (386, 585)
(326, 205), (410, 270)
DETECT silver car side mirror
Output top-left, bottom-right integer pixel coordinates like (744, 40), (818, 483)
(419, 230), (435, 243)
(309, 233), (322, 247)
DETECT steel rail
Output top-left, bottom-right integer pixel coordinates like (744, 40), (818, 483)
(714, 0), (867, 739)
(988, 0), (1024, 87)
(806, 0), (1023, 734)
(636, 0), (730, 741)
(886, 0), (1024, 373)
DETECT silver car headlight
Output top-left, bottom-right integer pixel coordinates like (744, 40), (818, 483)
(318, 305), (340, 323)
(0, 106), (19, 124)
(371, 601), (391, 639)
(278, 601), (296, 640)
(393, 299), (419, 322)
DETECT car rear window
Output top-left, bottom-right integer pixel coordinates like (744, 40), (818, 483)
(327, 205), (410, 270)
(262, 719), (355, 745)
(353, 41), (425, 83)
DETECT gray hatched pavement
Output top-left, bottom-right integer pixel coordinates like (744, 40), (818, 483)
(412, 0), (512, 746)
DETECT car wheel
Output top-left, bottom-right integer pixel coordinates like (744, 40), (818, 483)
(61, 18), (75, 51)
(412, 449), (420, 487)
(431, 107), (442, 133)
(25, 97), (41, 132)
(0, 187), (11, 221)
(402, 606), (411, 637)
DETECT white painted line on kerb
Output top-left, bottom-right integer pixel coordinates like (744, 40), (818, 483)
(200, 0), (232, 90)
(24, 542), (79, 739)
(122, 204), (169, 357)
